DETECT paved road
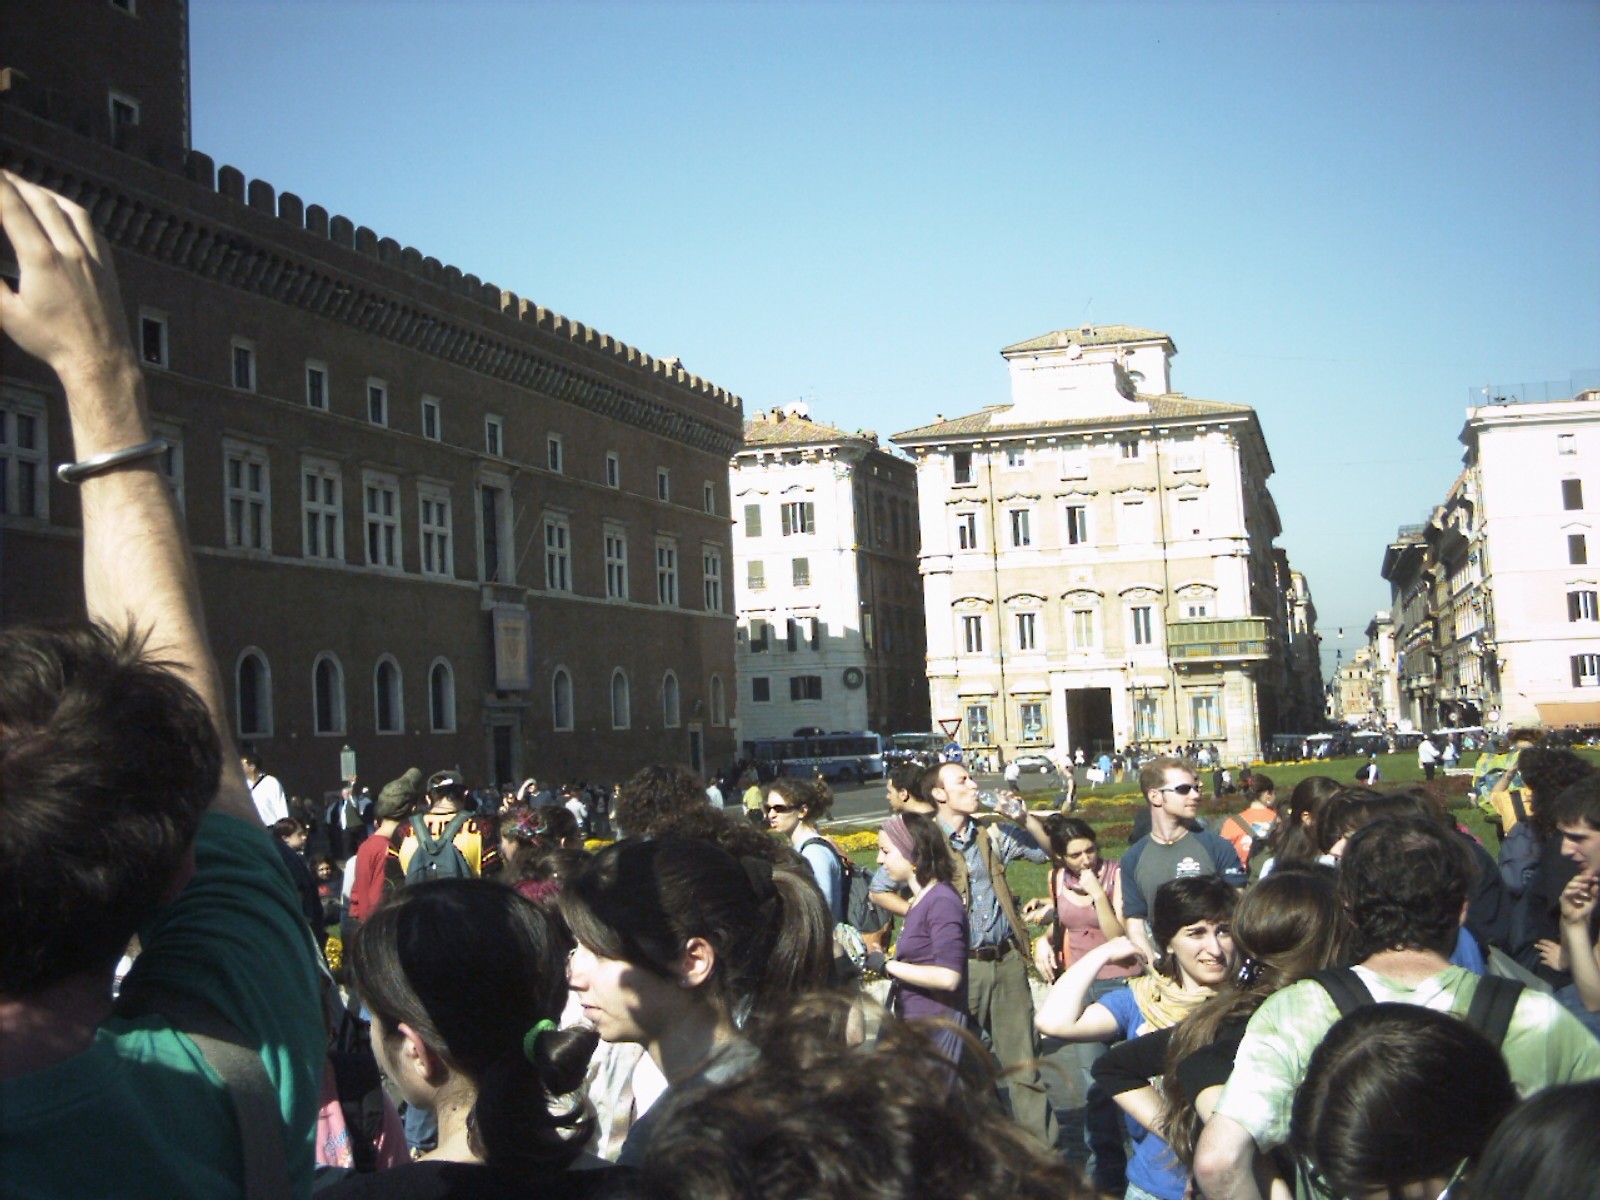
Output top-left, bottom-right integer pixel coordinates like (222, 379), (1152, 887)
(819, 769), (1078, 828)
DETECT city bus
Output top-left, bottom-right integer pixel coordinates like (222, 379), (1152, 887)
(746, 731), (886, 784)
(885, 731), (946, 766)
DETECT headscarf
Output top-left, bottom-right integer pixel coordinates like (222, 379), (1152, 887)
(880, 814), (917, 862)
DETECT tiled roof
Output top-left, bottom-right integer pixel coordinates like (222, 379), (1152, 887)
(1002, 325), (1174, 354)
(891, 395), (1255, 442)
(742, 414), (875, 448)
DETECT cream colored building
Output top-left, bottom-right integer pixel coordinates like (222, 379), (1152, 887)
(731, 408), (928, 750)
(892, 326), (1298, 764)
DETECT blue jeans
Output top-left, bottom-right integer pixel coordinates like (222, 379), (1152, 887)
(403, 1102), (437, 1155)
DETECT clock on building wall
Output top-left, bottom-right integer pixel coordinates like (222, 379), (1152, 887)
(843, 667), (865, 690)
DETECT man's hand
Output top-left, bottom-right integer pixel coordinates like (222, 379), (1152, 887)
(1561, 871), (1599, 928)
(0, 172), (147, 455)
(1032, 934), (1059, 983)
(1536, 938), (1569, 972)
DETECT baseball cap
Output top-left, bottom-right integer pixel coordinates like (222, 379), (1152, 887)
(427, 769), (468, 794)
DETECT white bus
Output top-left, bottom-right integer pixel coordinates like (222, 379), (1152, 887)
(747, 732), (886, 784)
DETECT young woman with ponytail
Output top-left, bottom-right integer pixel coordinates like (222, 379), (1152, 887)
(324, 879), (613, 1199)
(559, 835), (834, 1165)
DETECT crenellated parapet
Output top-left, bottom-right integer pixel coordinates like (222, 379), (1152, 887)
(0, 96), (744, 455)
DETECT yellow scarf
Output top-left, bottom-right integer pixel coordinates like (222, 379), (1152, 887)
(1128, 970), (1212, 1030)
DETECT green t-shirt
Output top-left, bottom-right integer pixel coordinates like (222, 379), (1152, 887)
(0, 812), (325, 1198)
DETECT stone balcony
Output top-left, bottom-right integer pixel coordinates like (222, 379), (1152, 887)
(1168, 617), (1273, 663)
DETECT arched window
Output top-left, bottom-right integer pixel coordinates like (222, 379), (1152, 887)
(374, 656), (403, 734)
(236, 648), (272, 738)
(662, 671), (681, 728)
(313, 653), (345, 735)
(610, 669), (630, 730)
(429, 659), (455, 733)
(710, 674), (726, 726)
(552, 667), (574, 732)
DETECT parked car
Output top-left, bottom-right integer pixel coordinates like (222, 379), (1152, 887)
(1011, 753), (1057, 774)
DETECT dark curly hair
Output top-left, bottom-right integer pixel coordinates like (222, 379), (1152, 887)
(613, 764), (713, 837)
(1338, 815), (1474, 959)
(1518, 749), (1596, 837)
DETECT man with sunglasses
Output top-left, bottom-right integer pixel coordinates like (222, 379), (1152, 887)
(1120, 757), (1245, 962)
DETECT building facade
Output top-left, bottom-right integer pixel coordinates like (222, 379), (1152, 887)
(0, 0), (742, 794)
(1380, 388), (1600, 732)
(893, 326), (1307, 765)
(731, 408), (929, 749)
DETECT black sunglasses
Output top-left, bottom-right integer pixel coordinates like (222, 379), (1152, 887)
(1160, 784), (1201, 796)
(765, 803), (797, 814)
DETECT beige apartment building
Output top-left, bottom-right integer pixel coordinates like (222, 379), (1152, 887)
(893, 326), (1305, 765)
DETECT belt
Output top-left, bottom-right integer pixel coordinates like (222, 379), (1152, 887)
(968, 941), (1014, 962)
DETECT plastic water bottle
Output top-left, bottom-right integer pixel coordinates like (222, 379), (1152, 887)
(978, 790), (1027, 821)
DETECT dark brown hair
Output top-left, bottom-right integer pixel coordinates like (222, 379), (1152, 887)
(898, 811), (956, 887)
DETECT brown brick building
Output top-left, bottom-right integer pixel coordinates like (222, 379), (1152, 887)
(0, 0), (741, 797)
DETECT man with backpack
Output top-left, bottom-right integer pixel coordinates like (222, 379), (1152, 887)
(383, 770), (501, 891)
(1195, 815), (1600, 1200)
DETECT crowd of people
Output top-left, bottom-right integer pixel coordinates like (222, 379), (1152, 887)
(5, 175), (1600, 1200)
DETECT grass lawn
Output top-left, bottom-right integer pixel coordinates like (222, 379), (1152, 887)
(848, 748), (1600, 906)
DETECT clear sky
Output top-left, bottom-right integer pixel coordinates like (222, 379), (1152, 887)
(190, 0), (1600, 676)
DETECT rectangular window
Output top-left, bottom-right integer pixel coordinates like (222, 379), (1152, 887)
(544, 517), (572, 592)
(744, 503), (762, 537)
(1570, 590), (1599, 622)
(952, 451), (973, 485)
(419, 486), (452, 578)
(1558, 433), (1577, 456)
(1572, 534), (1589, 566)
(0, 400), (48, 519)
(1065, 504), (1089, 545)
(480, 484), (506, 582)
(1006, 447), (1026, 468)
(1574, 654), (1600, 688)
(1019, 701), (1046, 743)
(792, 557), (811, 587)
(964, 703), (991, 746)
(605, 530), (629, 600)
(1184, 600), (1213, 618)
(704, 482), (716, 514)
(863, 609), (875, 649)
(305, 361), (328, 410)
(962, 614), (984, 654)
(301, 460), (343, 562)
(789, 675), (823, 701)
(657, 468), (671, 502)
(1015, 611), (1038, 650)
(547, 435), (564, 474)
(1009, 509), (1032, 548)
(367, 378), (389, 427)
(703, 548), (723, 611)
(1135, 696), (1162, 743)
(230, 338), (256, 391)
(1121, 498), (1153, 542)
(750, 619), (770, 654)
(1191, 693), (1222, 738)
(485, 416), (503, 457)
(1563, 479), (1585, 510)
(363, 473), (400, 568)
(781, 501), (816, 536)
(1119, 439), (1140, 459)
(421, 397), (441, 441)
(1072, 608), (1096, 649)
(1131, 606), (1155, 646)
(752, 676), (771, 702)
(1060, 444), (1089, 480)
(154, 425), (184, 512)
(747, 560), (766, 591)
(139, 309), (168, 368)
(224, 444), (270, 551)
(109, 91), (139, 134)
(1176, 494), (1202, 536)
(956, 512), (978, 550)
(605, 452), (619, 488)
(656, 538), (678, 606)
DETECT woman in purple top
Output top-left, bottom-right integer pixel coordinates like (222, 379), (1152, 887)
(872, 812), (970, 1071)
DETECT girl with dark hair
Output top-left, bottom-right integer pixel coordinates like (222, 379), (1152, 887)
(1469, 1079), (1600, 1200)
(324, 879), (609, 1199)
(764, 776), (844, 921)
(870, 812), (968, 1068)
(1290, 1005), (1517, 1200)
(1091, 865), (1344, 1174)
(1254, 775), (1342, 878)
(1035, 877), (1237, 1200)
(559, 835), (833, 1166)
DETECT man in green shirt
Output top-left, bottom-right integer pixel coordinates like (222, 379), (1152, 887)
(0, 174), (323, 1198)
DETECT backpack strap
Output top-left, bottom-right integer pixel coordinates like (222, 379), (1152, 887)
(1309, 967), (1375, 1017)
(1464, 974), (1524, 1047)
(117, 983), (290, 1200)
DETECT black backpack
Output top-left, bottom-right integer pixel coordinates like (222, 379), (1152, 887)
(1309, 967), (1524, 1046)
(801, 836), (890, 935)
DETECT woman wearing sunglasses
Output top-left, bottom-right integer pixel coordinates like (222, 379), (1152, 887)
(764, 777), (845, 922)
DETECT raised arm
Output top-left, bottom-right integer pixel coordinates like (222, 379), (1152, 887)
(1034, 937), (1139, 1040)
(0, 172), (253, 823)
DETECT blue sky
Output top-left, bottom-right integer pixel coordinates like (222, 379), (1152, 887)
(190, 1), (1600, 675)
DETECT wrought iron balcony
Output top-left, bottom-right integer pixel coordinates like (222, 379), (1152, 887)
(1168, 617), (1272, 662)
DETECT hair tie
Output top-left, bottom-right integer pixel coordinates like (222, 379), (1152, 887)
(522, 1018), (558, 1064)
(741, 855), (776, 903)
